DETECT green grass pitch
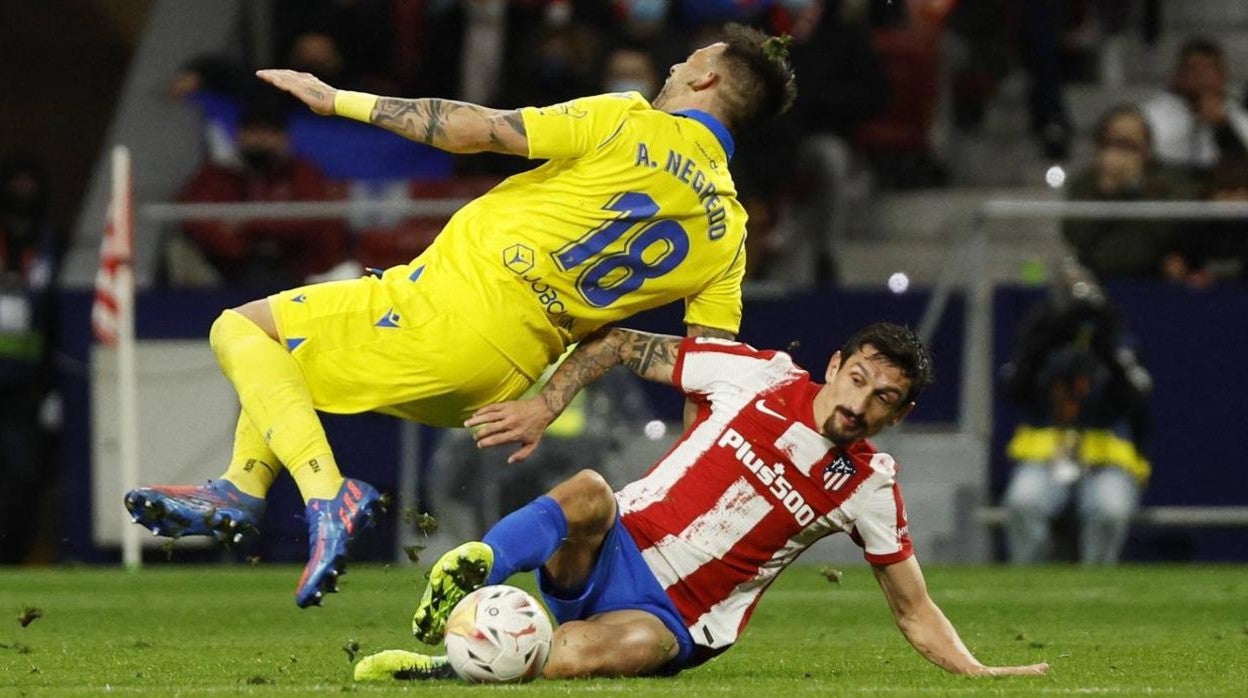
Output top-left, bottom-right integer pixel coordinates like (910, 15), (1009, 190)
(2, 563), (1245, 695)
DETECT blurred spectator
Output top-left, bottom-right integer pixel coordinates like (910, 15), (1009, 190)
(273, 0), (399, 94)
(458, 4), (609, 177)
(1142, 38), (1248, 174)
(1062, 104), (1198, 280)
(735, 0), (890, 283)
(945, 0), (1014, 131)
(999, 261), (1152, 565)
(1093, 0), (1162, 87)
(287, 32), (350, 86)
(853, 0), (948, 186)
(408, 0), (468, 99)
(0, 155), (63, 564)
(605, 0), (686, 70)
(792, 0), (891, 148)
(168, 54), (249, 103)
(1166, 157), (1248, 285)
(174, 98), (347, 287)
(169, 53), (251, 166)
(602, 46), (662, 99)
(1019, 0), (1072, 159)
(500, 16), (605, 107)
(951, 1), (1153, 159)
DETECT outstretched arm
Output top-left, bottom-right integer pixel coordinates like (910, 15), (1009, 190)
(254, 69), (528, 156)
(466, 328), (682, 463)
(872, 558), (1050, 677)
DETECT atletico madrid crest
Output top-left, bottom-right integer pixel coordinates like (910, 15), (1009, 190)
(822, 455), (856, 491)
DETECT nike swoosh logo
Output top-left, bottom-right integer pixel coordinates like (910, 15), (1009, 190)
(755, 399), (786, 420)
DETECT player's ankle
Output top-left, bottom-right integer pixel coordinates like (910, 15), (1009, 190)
(290, 457), (345, 502)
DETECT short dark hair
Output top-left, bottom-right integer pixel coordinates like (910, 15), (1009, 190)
(839, 323), (933, 404)
(1178, 37), (1224, 65)
(1094, 103), (1152, 150)
(715, 23), (797, 134)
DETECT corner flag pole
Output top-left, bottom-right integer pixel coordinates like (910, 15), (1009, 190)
(113, 146), (141, 569)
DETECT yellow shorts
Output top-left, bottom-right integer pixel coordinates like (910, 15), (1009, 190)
(268, 269), (533, 427)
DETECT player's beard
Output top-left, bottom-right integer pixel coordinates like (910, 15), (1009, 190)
(824, 408), (867, 445)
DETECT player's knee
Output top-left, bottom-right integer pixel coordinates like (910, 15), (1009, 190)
(550, 470), (615, 535)
(544, 621), (638, 679)
(208, 311), (238, 359)
(543, 621), (665, 679)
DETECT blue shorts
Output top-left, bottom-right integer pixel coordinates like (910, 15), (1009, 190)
(536, 517), (695, 673)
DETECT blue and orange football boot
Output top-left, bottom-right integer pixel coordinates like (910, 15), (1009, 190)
(295, 478), (384, 608)
(124, 479), (266, 545)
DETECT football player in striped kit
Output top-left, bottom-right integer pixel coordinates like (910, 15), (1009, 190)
(355, 323), (1048, 681)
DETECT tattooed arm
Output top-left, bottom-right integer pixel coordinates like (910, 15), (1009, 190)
(254, 69), (528, 156)
(368, 97), (527, 155)
(465, 328), (682, 463)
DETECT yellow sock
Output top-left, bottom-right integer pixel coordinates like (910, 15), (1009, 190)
(210, 309), (345, 502)
(220, 412), (280, 498)
(287, 452), (344, 502)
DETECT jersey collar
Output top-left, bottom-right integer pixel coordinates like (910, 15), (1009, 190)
(672, 109), (735, 161)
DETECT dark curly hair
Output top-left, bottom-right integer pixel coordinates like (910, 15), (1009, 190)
(839, 323), (934, 404)
(715, 23), (798, 134)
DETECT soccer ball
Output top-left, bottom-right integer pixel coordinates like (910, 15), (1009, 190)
(444, 585), (553, 683)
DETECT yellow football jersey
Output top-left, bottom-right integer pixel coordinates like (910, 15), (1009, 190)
(405, 92), (748, 378)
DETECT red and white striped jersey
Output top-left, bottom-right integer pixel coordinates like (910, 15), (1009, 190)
(617, 337), (912, 663)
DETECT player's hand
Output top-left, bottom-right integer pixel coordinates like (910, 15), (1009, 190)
(465, 399), (557, 464)
(255, 69), (337, 116)
(972, 662), (1050, 677)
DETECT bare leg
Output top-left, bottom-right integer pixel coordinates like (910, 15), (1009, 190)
(538, 472), (682, 677)
(542, 469), (617, 591)
(544, 609), (681, 678)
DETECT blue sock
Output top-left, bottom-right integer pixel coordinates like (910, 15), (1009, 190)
(482, 495), (568, 585)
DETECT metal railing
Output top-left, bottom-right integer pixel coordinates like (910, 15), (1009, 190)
(975, 505), (1248, 527)
(139, 198), (471, 223)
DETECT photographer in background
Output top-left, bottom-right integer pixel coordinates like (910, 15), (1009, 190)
(999, 261), (1152, 565)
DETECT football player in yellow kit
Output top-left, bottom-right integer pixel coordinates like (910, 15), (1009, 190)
(125, 24), (796, 608)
